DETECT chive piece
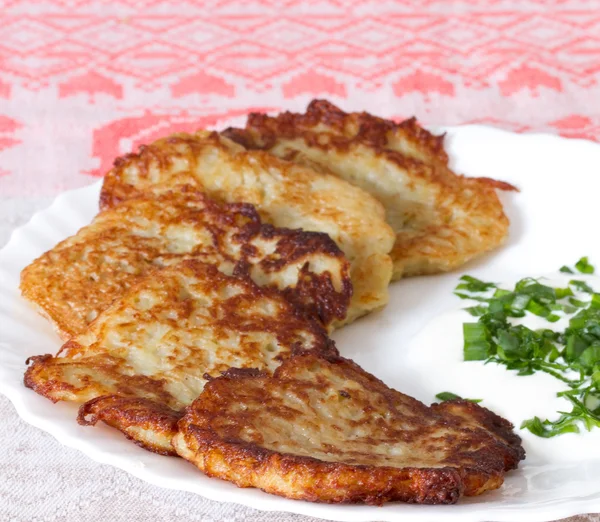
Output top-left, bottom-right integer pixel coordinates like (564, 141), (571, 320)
(463, 323), (491, 360)
(455, 275), (497, 292)
(521, 416), (580, 437)
(555, 287), (574, 299)
(454, 292), (490, 302)
(497, 330), (521, 358)
(511, 293), (530, 311)
(579, 344), (600, 369)
(569, 297), (588, 308)
(576, 257), (595, 274)
(435, 392), (482, 403)
(520, 417), (546, 436)
(570, 280), (594, 293)
(526, 300), (549, 317)
(565, 334), (588, 362)
(435, 392), (461, 401)
(465, 305), (487, 317)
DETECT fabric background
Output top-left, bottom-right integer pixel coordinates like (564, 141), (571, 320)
(1, 1), (600, 520)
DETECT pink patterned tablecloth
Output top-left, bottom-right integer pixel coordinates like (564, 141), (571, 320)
(1, 1), (600, 521)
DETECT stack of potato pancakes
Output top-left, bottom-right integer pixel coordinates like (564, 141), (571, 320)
(21, 100), (524, 505)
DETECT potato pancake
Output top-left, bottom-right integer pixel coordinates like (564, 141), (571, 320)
(175, 352), (525, 504)
(100, 131), (395, 325)
(224, 100), (517, 280)
(25, 261), (338, 455)
(21, 187), (351, 338)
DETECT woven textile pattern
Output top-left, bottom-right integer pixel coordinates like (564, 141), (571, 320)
(1, 0), (600, 197)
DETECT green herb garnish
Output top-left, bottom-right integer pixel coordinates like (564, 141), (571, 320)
(463, 323), (491, 360)
(570, 280), (594, 293)
(456, 258), (600, 438)
(455, 275), (497, 293)
(435, 392), (482, 403)
(561, 257), (595, 275)
(576, 257), (595, 274)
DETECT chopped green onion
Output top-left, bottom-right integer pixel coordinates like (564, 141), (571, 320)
(526, 300), (550, 318)
(454, 292), (489, 302)
(435, 392), (461, 401)
(455, 275), (497, 293)
(570, 280), (594, 293)
(521, 416), (581, 437)
(579, 344), (600, 369)
(565, 334), (588, 362)
(496, 330), (521, 358)
(569, 297), (588, 308)
(518, 281), (555, 303)
(576, 257), (595, 274)
(465, 305), (487, 317)
(454, 259), (600, 438)
(555, 287), (574, 299)
(463, 323), (491, 360)
(435, 392), (482, 403)
(511, 293), (531, 311)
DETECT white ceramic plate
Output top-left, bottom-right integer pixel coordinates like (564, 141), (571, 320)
(2, 125), (600, 522)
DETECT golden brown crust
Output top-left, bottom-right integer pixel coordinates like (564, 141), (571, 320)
(78, 395), (181, 456)
(225, 100), (450, 168)
(431, 399), (525, 472)
(234, 223), (352, 328)
(223, 99), (517, 280)
(174, 430), (465, 505)
(24, 260), (338, 454)
(100, 131), (395, 325)
(174, 352), (525, 504)
(20, 187), (351, 337)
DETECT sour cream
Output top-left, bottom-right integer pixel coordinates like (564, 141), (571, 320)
(401, 275), (600, 466)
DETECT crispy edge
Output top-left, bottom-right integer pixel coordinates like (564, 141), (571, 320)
(224, 99), (517, 193)
(431, 399), (526, 472)
(99, 132), (250, 211)
(224, 99), (447, 167)
(78, 396), (181, 456)
(24, 354), (65, 400)
(19, 297), (74, 341)
(173, 427), (465, 505)
(237, 223), (353, 328)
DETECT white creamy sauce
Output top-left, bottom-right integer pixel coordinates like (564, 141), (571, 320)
(402, 274), (600, 466)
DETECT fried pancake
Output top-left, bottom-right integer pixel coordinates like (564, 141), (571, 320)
(174, 352), (524, 505)
(21, 187), (351, 339)
(25, 261), (338, 455)
(223, 100), (517, 280)
(99, 131), (395, 325)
